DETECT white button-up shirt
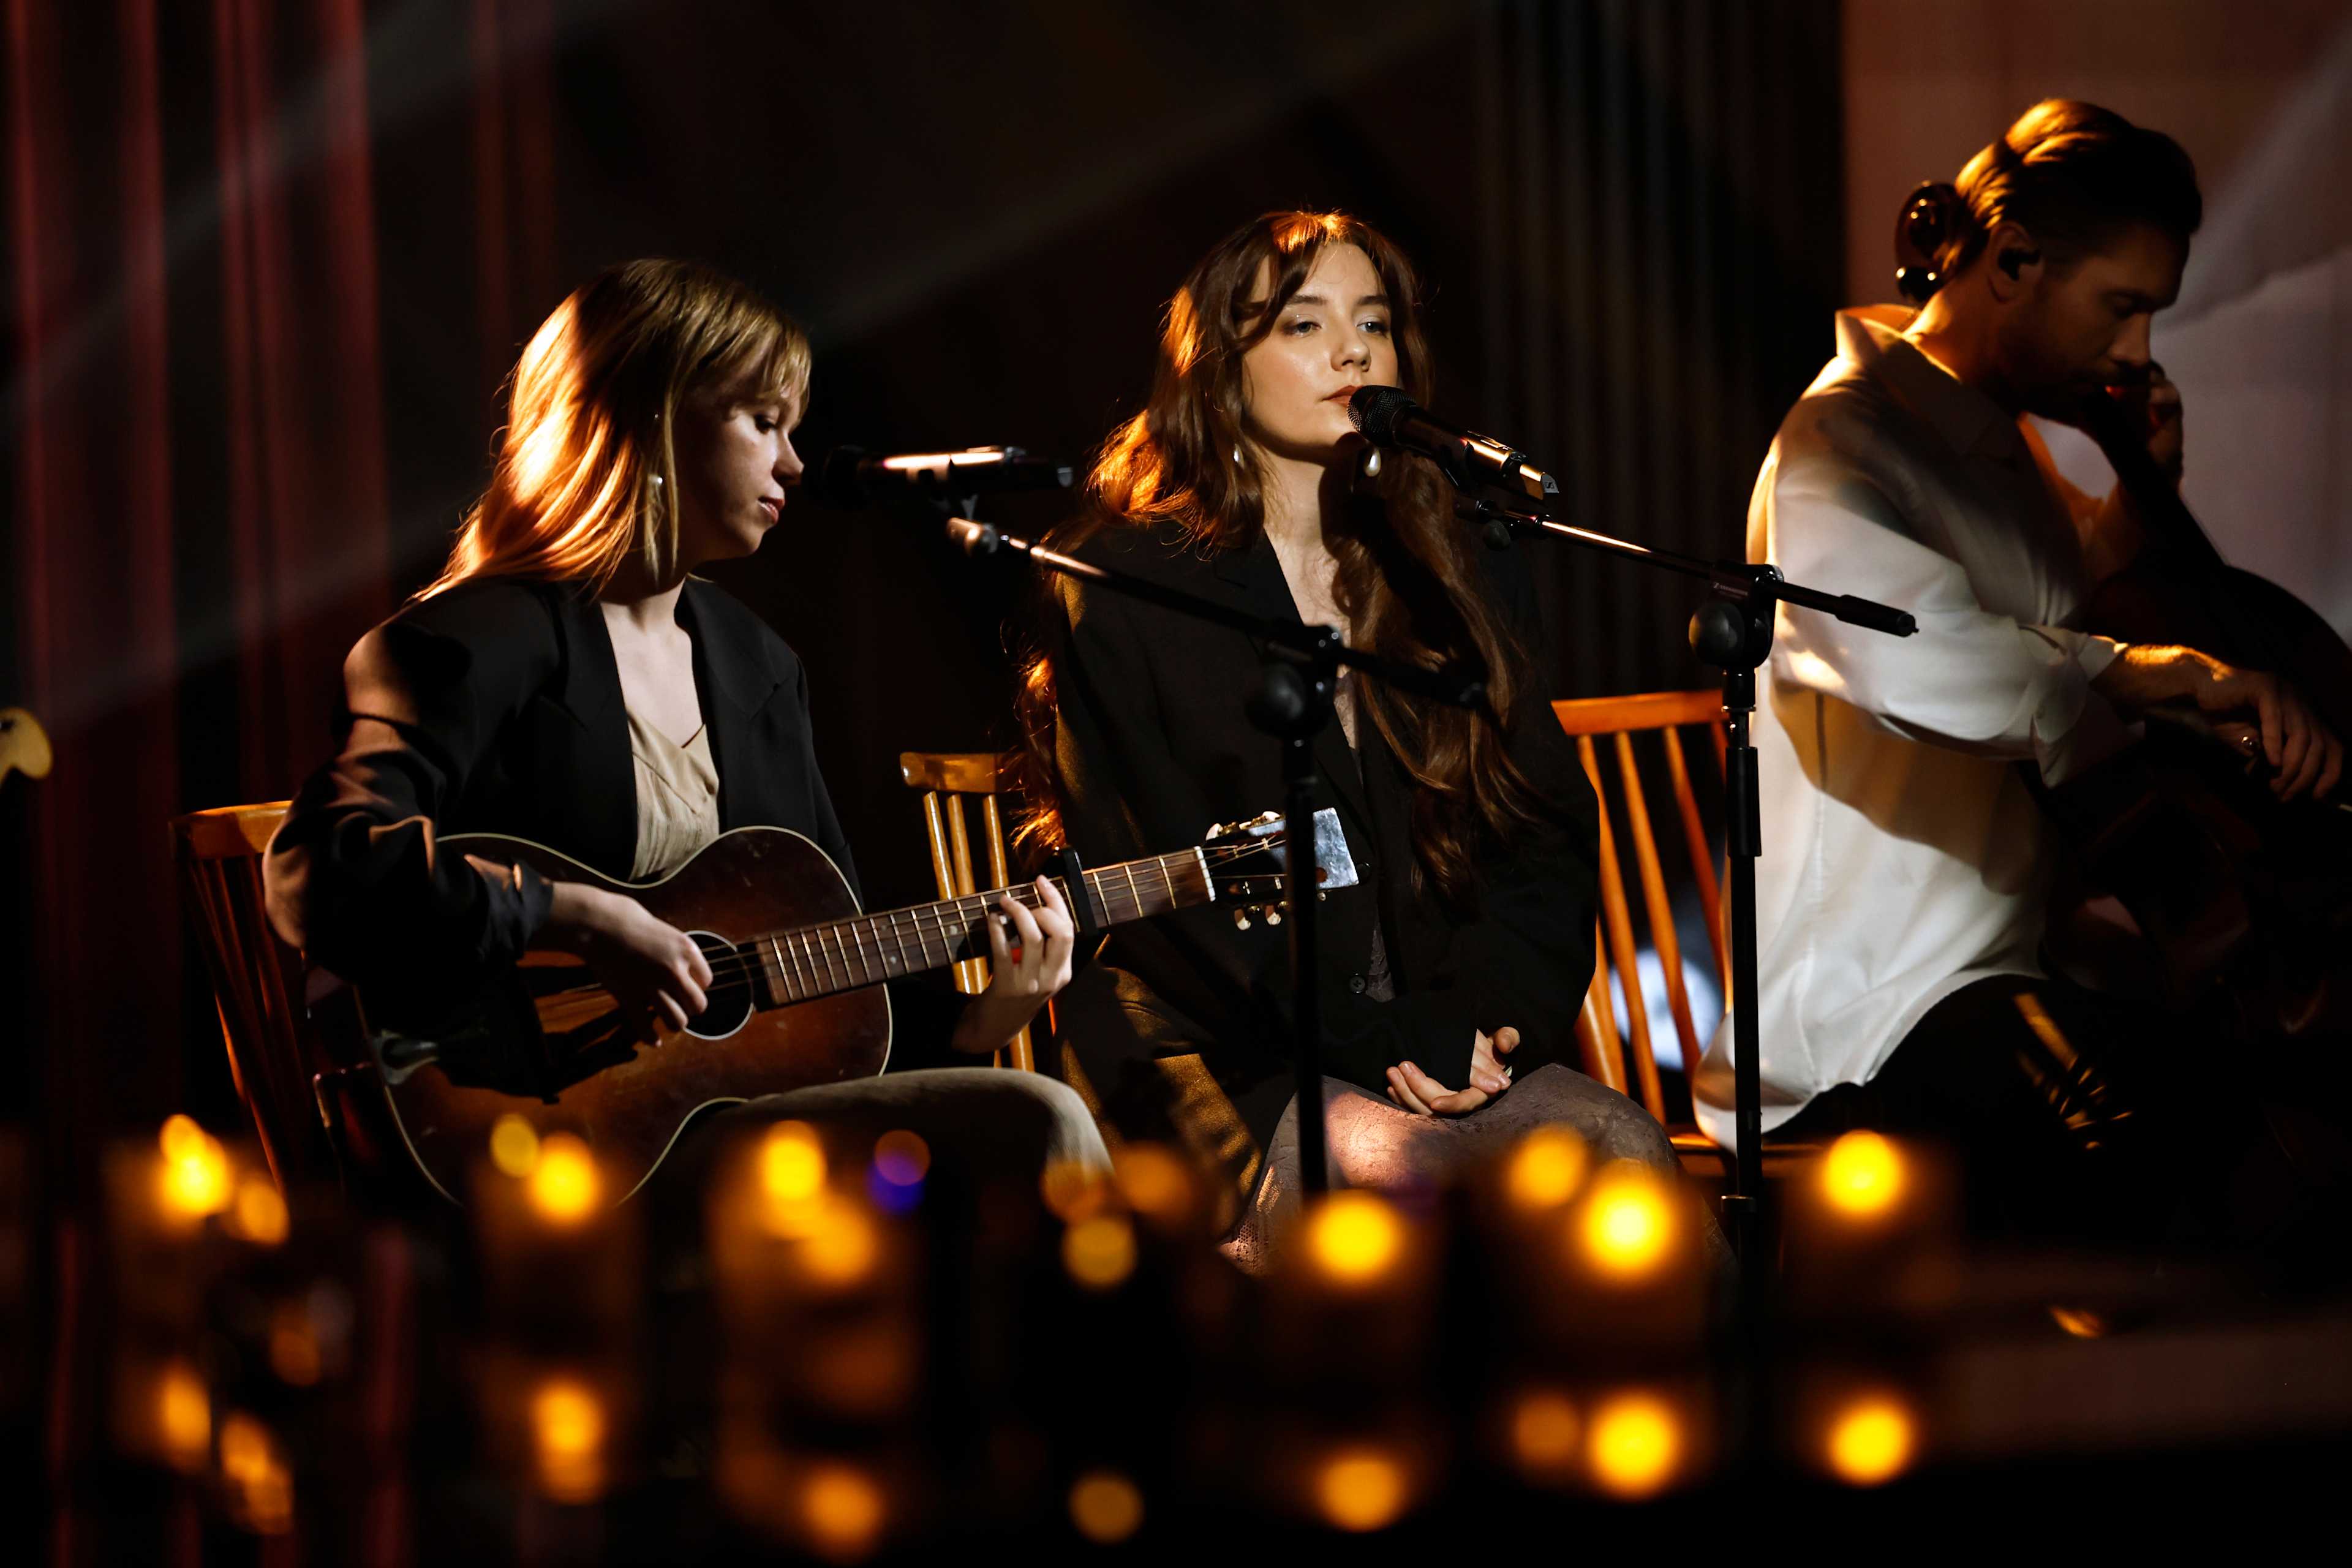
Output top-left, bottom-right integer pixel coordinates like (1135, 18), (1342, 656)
(1692, 308), (2127, 1147)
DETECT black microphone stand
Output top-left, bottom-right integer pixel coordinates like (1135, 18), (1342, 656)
(1451, 484), (1914, 1269)
(920, 492), (1483, 1197)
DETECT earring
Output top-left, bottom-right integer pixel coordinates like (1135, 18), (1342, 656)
(1232, 443), (1243, 466)
(1359, 447), (1383, 479)
(650, 474), (665, 489)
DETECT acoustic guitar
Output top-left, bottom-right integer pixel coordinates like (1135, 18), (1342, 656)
(325, 809), (1355, 1204)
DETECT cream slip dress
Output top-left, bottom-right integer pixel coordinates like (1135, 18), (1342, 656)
(626, 708), (721, 880)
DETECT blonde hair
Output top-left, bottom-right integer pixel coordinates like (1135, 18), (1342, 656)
(422, 258), (810, 597)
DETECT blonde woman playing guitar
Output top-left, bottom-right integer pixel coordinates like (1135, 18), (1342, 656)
(266, 261), (1107, 1200)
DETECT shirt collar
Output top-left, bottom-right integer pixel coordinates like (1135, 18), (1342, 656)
(1834, 306), (2029, 464)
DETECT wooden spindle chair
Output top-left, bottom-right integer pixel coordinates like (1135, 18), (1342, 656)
(1552, 693), (1741, 1174)
(898, 752), (1037, 1072)
(168, 802), (415, 1200)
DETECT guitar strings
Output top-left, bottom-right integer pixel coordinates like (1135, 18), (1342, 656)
(540, 838), (1301, 1009)
(691, 840), (1272, 993)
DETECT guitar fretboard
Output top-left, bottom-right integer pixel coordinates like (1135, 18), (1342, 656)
(744, 848), (1213, 1005)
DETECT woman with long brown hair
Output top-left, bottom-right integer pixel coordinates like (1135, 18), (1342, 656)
(266, 258), (1106, 1189)
(1020, 212), (1691, 1259)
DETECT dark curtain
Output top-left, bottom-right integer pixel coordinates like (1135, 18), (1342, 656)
(1473, 0), (1845, 696)
(2, 0), (1843, 1167)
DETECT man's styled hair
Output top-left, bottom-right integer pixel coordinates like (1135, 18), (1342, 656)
(1937, 99), (2203, 281)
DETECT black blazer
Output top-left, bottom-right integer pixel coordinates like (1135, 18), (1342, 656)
(1045, 522), (1602, 1163)
(266, 576), (856, 993)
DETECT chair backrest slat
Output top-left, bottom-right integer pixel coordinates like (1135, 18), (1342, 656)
(1551, 695), (1729, 1129)
(170, 802), (314, 1190)
(1575, 925), (1629, 1095)
(1612, 731), (1685, 1121)
(1659, 724), (1728, 990)
(1577, 735), (1659, 1111)
(899, 752), (1035, 1072)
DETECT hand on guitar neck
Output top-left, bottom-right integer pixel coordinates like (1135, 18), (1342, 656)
(531, 866), (1078, 1056)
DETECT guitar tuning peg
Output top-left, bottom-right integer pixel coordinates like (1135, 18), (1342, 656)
(1232, 909), (1252, 931)
(1264, 907), (1283, 925)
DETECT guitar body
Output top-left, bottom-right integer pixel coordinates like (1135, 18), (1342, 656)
(316, 805), (1349, 1208)
(359, 827), (890, 1203)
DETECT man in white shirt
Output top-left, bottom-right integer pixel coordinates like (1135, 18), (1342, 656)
(1695, 100), (2341, 1241)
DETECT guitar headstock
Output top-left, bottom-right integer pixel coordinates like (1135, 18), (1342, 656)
(1199, 807), (1360, 931)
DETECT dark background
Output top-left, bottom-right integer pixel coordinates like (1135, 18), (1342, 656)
(2, 0), (1842, 1161)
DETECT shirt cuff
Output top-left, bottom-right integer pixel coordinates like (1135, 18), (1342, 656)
(2027, 627), (2129, 783)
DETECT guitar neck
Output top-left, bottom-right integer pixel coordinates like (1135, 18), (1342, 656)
(747, 848), (1213, 1005)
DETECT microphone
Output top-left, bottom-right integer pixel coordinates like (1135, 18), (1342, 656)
(1348, 386), (1556, 507)
(811, 445), (1074, 508)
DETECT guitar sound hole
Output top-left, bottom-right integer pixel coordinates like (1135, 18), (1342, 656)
(684, 930), (754, 1040)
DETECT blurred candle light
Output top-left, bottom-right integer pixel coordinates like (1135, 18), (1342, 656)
(1062, 1213), (1137, 1291)
(1312, 1446), (1409, 1532)
(526, 1133), (601, 1225)
(760, 1121), (828, 1237)
(156, 1115), (232, 1220)
(1588, 1392), (1681, 1498)
(489, 1114), (541, 1178)
(218, 1411), (294, 1534)
(1305, 1191), (1403, 1287)
(1578, 1161), (1676, 1280)
(156, 1360), (211, 1472)
(1823, 1392), (1918, 1487)
(801, 1196), (881, 1289)
(1111, 1143), (1196, 1227)
(1068, 1469), (1144, 1544)
(228, 1174), (288, 1245)
(1508, 1388), (1581, 1482)
(1507, 1126), (1590, 1210)
(530, 1376), (608, 1504)
(1041, 1158), (1109, 1221)
(1819, 1131), (1905, 1219)
(800, 1461), (886, 1561)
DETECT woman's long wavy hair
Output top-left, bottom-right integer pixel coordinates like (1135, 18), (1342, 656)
(421, 258), (809, 598)
(1015, 210), (1563, 910)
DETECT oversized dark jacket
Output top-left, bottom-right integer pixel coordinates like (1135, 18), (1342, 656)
(1042, 522), (1602, 1193)
(265, 575), (858, 997)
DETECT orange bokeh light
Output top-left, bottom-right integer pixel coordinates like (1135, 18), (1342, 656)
(530, 1377), (608, 1504)
(1063, 1213), (1137, 1291)
(801, 1461), (886, 1560)
(156, 1360), (210, 1472)
(1507, 1126), (1590, 1209)
(1588, 1392), (1681, 1498)
(799, 1196), (880, 1289)
(526, 1133), (601, 1224)
(489, 1114), (541, 1177)
(230, 1175), (289, 1245)
(1111, 1144), (1194, 1223)
(1068, 1469), (1145, 1543)
(1819, 1131), (1906, 1219)
(218, 1412), (294, 1534)
(1825, 1393), (1917, 1486)
(1509, 1389), (1581, 1479)
(156, 1115), (232, 1220)
(1313, 1447), (1410, 1532)
(1305, 1191), (1404, 1286)
(1577, 1161), (1677, 1280)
